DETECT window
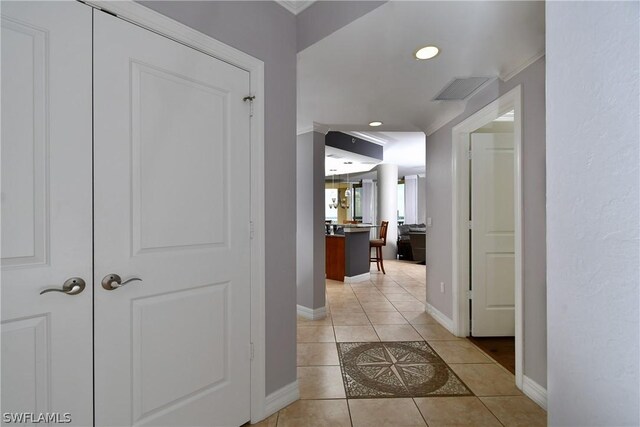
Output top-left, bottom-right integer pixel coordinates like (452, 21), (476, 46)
(397, 183), (405, 223)
(325, 188), (338, 221)
(352, 186), (363, 220)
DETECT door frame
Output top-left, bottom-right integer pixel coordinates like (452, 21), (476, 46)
(451, 85), (523, 388)
(83, 0), (267, 421)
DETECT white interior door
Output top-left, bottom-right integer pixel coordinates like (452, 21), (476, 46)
(93, 10), (252, 427)
(470, 133), (515, 337)
(1, 2), (93, 425)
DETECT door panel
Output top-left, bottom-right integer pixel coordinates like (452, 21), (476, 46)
(1, 2), (93, 425)
(93, 10), (251, 427)
(471, 133), (515, 336)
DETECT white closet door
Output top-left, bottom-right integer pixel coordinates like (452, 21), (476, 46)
(470, 133), (515, 337)
(1, 2), (93, 425)
(93, 10), (252, 427)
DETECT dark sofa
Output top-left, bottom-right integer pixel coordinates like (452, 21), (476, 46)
(397, 223), (426, 262)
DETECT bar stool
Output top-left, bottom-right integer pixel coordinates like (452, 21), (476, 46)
(370, 221), (389, 274)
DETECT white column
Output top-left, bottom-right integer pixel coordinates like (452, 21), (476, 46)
(361, 179), (374, 224)
(376, 163), (398, 259)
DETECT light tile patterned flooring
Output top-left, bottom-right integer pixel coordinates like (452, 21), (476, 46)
(254, 260), (547, 426)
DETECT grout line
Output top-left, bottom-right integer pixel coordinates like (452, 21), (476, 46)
(411, 397), (430, 427)
(476, 396), (508, 427)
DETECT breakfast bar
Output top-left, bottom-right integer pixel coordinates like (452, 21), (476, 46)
(325, 224), (373, 282)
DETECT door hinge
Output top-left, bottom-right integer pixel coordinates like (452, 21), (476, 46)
(467, 151), (472, 160)
(243, 95), (255, 117)
(250, 342), (255, 361)
(467, 289), (473, 300)
(468, 220), (473, 230)
(249, 221), (255, 240)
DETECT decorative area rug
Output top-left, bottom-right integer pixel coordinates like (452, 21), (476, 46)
(337, 341), (473, 399)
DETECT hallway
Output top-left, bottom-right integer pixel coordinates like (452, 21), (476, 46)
(256, 261), (546, 426)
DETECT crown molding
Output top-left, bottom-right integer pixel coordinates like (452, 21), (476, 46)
(343, 131), (390, 146)
(500, 50), (545, 82)
(276, 0), (316, 15)
(297, 122), (331, 136)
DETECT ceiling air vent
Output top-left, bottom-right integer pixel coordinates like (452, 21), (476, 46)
(433, 77), (491, 101)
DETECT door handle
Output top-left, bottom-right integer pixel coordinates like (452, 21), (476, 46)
(40, 277), (86, 295)
(101, 273), (142, 291)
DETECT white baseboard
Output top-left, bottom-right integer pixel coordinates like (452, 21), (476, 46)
(296, 304), (327, 320)
(522, 375), (547, 410)
(425, 301), (456, 334)
(344, 272), (370, 283)
(263, 380), (299, 418)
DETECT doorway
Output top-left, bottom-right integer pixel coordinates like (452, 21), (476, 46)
(450, 86), (524, 387)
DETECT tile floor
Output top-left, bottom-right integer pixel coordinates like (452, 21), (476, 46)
(253, 260), (547, 426)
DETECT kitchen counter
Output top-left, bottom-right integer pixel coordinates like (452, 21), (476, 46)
(325, 225), (372, 282)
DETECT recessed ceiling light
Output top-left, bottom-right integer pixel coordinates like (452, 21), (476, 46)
(369, 121), (383, 127)
(414, 45), (439, 60)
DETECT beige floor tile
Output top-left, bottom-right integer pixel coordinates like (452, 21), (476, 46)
(244, 412), (278, 426)
(326, 279), (347, 286)
(329, 300), (363, 310)
(414, 396), (502, 427)
(334, 325), (380, 342)
(373, 324), (423, 341)
(277, 399), (351, 427)
(361, 301), (398, 312)
(391, 300), (426, 312)
(298, 314), (332, 326)
(330, 308), (365, 317)
(413, 323), (460, 341)
(349, 398), (426, 426)
(401, 311), (439, 325)
(297, 326), (335, 343)
(327, 294), (359, 302)
(355, 294), (389, 303)
(480, 396), (547, 427)
(350, 283), (378, 290)
(366, 311), (409, 325)
(413, 323), (460, 340)
(374, 284), (406, 293)
(384, 293), (419, 302)
(298, 366), (346, 399)
(449, 364), (522, 396)
(297, 343), (339, 366)
(331, 312), (371, 326)
(429, 340), (493, 363)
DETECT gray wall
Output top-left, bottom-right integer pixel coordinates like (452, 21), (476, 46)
(140, 1), (298, 395)
(425, 57), (547, 387)
(547, 2), (639, 425)
(296, 132), (326, 310)
(296, 1), (386, 52)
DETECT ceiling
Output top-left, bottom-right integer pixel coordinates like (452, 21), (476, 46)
(276, 0), (316, 14)
(298, 1), (545, 134)
(324, 130), (425, 178)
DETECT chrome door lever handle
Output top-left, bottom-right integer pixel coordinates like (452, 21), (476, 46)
(101, 273), (142, 291)
(40, 277), (86, 295)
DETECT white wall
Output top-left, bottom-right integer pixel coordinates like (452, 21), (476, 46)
(425, 57), (547, 387)
(376, 163), (398, 259)
(546, 2), (639, 425)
